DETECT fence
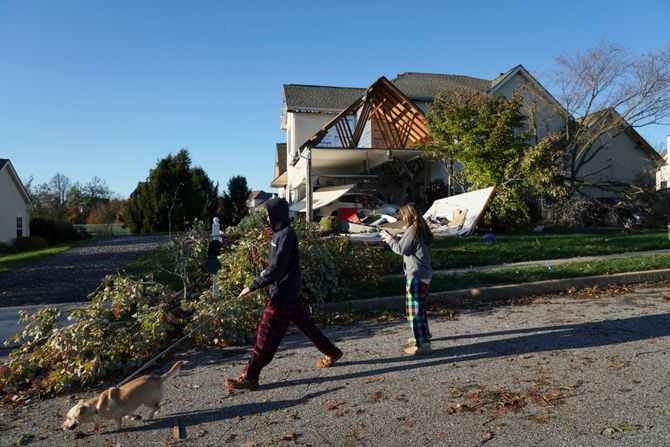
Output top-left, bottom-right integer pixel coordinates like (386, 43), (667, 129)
(72, 223), (132, 237)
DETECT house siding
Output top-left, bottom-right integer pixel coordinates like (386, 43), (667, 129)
(577, 131), (659, 198)
(286, 111), (335, 203)
(655, 137), (670, 190)
(0, 166), (31, 245)
(492, 71), (566, 140)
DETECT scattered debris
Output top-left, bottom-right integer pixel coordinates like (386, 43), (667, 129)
(601, 423), (650, 436)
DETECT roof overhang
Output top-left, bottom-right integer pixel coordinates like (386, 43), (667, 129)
(289, 184), (355, 212)
(270, 171), (288, 188)
(310, 148), (430, 173)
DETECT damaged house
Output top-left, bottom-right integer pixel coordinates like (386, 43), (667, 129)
(271, 66), (662, 223)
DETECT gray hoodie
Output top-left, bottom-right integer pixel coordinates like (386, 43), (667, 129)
(387, 226), (432, 281)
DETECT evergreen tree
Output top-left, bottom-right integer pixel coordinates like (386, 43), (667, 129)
(125, 149), (218, 233)
(219, 175), (250, 227)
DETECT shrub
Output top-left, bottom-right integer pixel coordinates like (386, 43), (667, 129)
(233, 210), (267, 236)
(29, 218), (89, 245)
(0, 275), (180, 403)
(481, 184), (535, 231)
(0, 217), (391, 402)
(319, 216), (341, 236)
(542, 197), (620, 228)
(14, 236), (48, 252)
(187, 224), (270, 346)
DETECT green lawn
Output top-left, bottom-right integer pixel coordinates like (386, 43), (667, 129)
(384, 228), (670, 273)
(340, 252), (670, 301)
(122, 250), (184, 290)
(0, 239), (97, 273)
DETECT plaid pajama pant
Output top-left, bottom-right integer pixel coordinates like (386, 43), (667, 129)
(406, 279), (431, 347)
(244, 299), (340, 381)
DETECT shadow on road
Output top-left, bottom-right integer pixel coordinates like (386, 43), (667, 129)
(262, 312), (670, 390)
(114, 386), (343, 435)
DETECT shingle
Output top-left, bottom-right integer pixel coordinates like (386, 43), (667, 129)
(284, 85), (366, 112)
(249, 190), (272, 201)
(391, 72), (491, 100)
(275, 143), (287, 176)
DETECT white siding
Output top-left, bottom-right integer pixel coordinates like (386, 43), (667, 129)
(493, 72), (566, 141)
(0, 166), (31, 245)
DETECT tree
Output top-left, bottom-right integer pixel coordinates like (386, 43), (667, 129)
(125, 149), (218, 234)
(546, 42), (670, 191)
(425, 91), (565, 228)
(218, 175), (250, 227)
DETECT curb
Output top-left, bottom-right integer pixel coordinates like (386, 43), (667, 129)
(321, 268), (670, 312)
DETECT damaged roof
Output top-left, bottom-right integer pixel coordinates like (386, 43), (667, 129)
(283, 70), (506, 113)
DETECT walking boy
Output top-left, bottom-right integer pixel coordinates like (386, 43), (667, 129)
(224, 198), (343, 390)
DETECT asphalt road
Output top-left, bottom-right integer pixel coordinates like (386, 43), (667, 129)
(0, 235), (166, 308)
(3, 282), (670, 447)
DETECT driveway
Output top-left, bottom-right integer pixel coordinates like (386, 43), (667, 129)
(3, 282), (670, 446)
(0, 236), (166, 308)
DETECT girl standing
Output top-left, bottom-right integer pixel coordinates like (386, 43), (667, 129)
(382, 203), (433, 355)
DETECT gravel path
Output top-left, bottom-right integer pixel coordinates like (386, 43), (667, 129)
(0, 236), (166, 307)
(4, 283), (670, 446)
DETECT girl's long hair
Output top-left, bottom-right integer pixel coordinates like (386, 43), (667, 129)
(400, 203), (433, 246)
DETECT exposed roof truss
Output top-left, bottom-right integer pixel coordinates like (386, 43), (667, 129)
(301, 77), (431, 151)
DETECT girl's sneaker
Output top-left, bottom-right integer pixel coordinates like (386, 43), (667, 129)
(406, 334), (432, 345)
(404, 342), (433, 355)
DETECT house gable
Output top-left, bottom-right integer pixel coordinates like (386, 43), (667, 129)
(300, 77), (431, 152)
(0, 159), (32, 207)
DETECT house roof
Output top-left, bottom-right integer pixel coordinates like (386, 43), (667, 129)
(0, 159), (7, 171)
(391, 72), (491, 100)
(283, 68), (531, 113)
(578, 109), (663, 163)
(275, 143), (287, 176)
(283, 85), (366, 113)
(249, 190), (272, 201)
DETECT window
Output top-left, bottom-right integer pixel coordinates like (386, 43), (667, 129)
(16, 217), (23, 238)
(662, 181), (668, 190)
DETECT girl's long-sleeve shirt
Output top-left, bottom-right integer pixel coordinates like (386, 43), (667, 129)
(387, 226), (432, 281)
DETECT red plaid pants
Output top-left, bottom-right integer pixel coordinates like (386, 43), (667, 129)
(244, 299), (340, 381)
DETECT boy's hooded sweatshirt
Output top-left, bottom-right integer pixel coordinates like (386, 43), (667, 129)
(248, 198), (300, 302)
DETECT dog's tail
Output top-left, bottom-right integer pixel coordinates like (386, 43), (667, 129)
(160, 360), (186, 382)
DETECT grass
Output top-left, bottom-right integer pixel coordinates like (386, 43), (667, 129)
(341, 253), (670, 301)
(0, 239), (100, 273)
(384, 228), (670, 273)
(122, 250), (183, 290)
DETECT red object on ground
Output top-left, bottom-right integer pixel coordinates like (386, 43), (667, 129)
(338, 208), (361, 224)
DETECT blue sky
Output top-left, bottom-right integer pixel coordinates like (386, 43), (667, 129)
(1, 0), (669, 198)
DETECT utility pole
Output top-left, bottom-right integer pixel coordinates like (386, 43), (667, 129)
(305, 148), (313, 224)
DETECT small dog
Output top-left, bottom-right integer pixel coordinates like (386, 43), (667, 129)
(62, 360), (186, 431)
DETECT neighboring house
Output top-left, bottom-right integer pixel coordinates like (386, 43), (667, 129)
(575, 110), (663, 197)
(656, 136), (670, 190)
(275, 65), (660, 217)
(247, 190), (273, 211)
(0, 159), (32, 245)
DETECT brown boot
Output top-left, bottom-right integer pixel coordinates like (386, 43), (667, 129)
(316, 349), (343, 368)
(224, 375), (258, 391)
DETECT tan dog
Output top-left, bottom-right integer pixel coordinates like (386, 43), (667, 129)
(62, 360), (186, 431)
